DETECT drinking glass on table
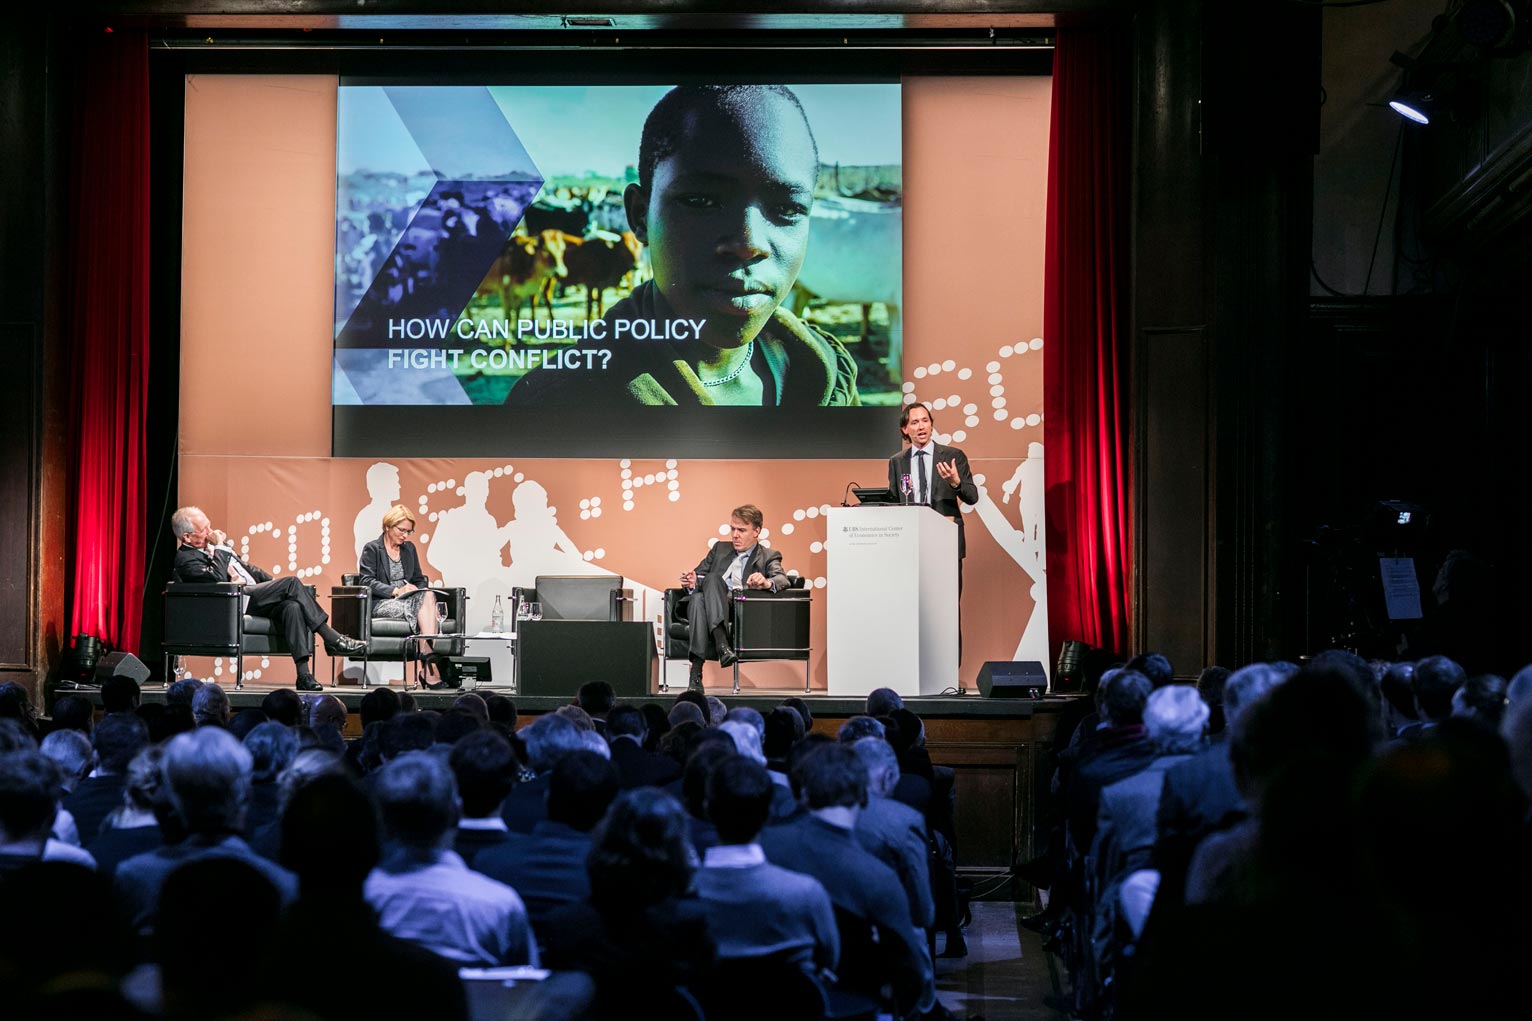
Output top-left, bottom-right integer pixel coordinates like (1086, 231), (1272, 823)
(528, 602), (543, 622)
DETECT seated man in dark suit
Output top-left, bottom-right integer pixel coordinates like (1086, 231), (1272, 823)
(448, 730), (518, 867)
(170, 505), (364, 691)
(501, 713), (585, 833)
(606, 703), (682, 790)
(695, 755), (838, 971)
(761, 743), (936, 1015)
(1064, 669), (1158, 856)
(679, 504), (790, 691)
(476, 749), (620, 942)
(63, 712), (149, 845)
(848, 737), (935, 934)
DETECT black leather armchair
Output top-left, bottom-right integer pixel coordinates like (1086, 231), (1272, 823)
(662, 577), (812, 694)
(329, 576), (466, 688)
(162, 581), (316, 691)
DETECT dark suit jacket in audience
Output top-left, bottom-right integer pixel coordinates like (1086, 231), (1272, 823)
(1092, 753), (1194, 885)
(694, 858), (839, 969)
(245, 780), (283, 839)
(501, 775), (550, 834)
(1065, 725), (1157, 853)
(454, 823), (513, 869)
(115, 834), (299, 935)
(760, 815), (922, 969)
(608, 737), (682, 789)
(84, 824), (163, 879)
(855, 795), (935, 930)
(543, 898), (716, 1021)
(62, 774), (127, 845)
(474, 821), (592, 937)
(1151, 737), (1246, 907)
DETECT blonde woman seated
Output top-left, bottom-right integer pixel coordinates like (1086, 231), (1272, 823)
(359, 505), (444, 686)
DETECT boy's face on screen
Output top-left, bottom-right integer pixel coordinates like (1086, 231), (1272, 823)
(628, 93), (818, 351)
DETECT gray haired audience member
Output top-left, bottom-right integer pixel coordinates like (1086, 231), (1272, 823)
(577, 729), (612, 759)
(113, 727), (296, 934)
(718, 719), (766, 765)
(723, 706), (765, 742)
(192, 683), (232, 728)
(837, 715), (885, 744)
(850, 737), (935, 930)
(40, 729), (93, 793)
(165, 678), (203, 708)
(705, 695), (728, 727)
(668, 701), (706, 729)
(866, 687), (904, 718)
(365, 751), (536, 966)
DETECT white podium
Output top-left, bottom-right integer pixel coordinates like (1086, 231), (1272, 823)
(826, 506), (959, 697)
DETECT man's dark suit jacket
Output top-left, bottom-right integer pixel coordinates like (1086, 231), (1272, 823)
(690, 541), (790, 593)
(501, 775), (550, 834)
(358, 536), (427, 601)
(1150, 737), (1246, 908)
(172, 543), (272, 585)
(608, 736), (682, 790)
(453, 825), (513, 869)
(63, 774), (127, 845)
(760, 815), (917, 950)
(886, 443), (979, 557)
(474, 821), (593, 938)
(1064, 725), (1157, 853)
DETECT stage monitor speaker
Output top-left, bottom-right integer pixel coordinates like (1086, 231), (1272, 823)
(95, 652), (150, 685)
(976, 660), (1047, 698)
(518, 620), (653, 698)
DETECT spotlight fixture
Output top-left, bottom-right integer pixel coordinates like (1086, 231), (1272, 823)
(1388, 91), (1434, 124)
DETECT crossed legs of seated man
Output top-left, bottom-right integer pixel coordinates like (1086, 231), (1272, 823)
(686, 580), (736, 691)
(244, 577), (367, 691)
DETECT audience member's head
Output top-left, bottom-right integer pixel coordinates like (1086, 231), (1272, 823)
(785, 733), (835, 798)
(434, 707), (484, 746)
(0, 750), (61, 847)
(797, 742), (869, 813)
(244, 721), (301, 783)
(0, 718), (37, 753)
(682, 731), (740, 818)
(520, 712), (585, 774)
(1501, 697), (1532, 805)
(108, 745), (167, 829)
(576, 681), (616, 719)
(724, 706), (765, 743)
(587, 788), (695, 912)
(1099, 668), (1153, 727)
(399, 692), (418, 713)
(149, 704), (197, 744)
(379, 711), (436, 762)
(228, 708), (270, 742)
(308, 694), (348, 732)
(719, 718), (765, 765)
(159, 858), (283, 1018)
(484, 694), (518, 730)
(1378, 661), (1418, 729)
(668, 701), (706, 729)
(100, 674), (141, 714)
(554, 704), (595, 733)
(781, 697), (814, 733)
(705, 696), (728, 727)
(639, 703), (670, 752)
(577, 729), (611, 759)
(162, 726), (252, 834)
(1231, 664), (1378, 806)
(1144, 684), (1209, 755)
(1126, 653), (1174, 689)
(50, 694), (94, 735)
(1507, 664), (1532, 710)
(606, 703), (647, 744)
(764, 706), (804, 762)
(1196, 666), (1231, 733)
(837, 715), (885, 744)
(449, 730), (518, 820)
(548, 749), (621, 831)
(279, 773), (380, 897)
(865, 687), (904, 718)
(40, 729), (93, 790)
(375, 750), (457, 853)
(275, 748), (348, 817)
(191, 682), (232, 728)
(661, 720), (704, 765)
(450, 692), (489, 723)
(164, 678), (203, 708)
(850, 736), (901, 798)
(1451, 673), (1508, 730)
(1413, 655), (1466, 722)
(259, 688), (303, 728)
(1223, 663), (1289, 731)
(888, 708), (925, 754)
(92, 708), (149, 772)
(358, 686), (402, 728)
(706, 755), (774, 845)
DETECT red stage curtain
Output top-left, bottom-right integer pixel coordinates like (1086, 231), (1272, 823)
(1043, 27), (1134, 657)
(65, 30), (151, 654)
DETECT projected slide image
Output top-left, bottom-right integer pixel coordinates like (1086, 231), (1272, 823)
(333, 83), (903, 410)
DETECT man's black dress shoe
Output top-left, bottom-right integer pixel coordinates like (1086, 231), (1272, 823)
(296, 675), (323, 692)
(325, 635), (367, 657)
(718, 644), (738, 668)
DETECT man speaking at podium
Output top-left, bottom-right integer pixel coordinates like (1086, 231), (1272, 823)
(887, 402), (978, 589)
(681, 504), (789, 691)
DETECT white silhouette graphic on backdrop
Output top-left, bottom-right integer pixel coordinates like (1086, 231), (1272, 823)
(972, 441), (1049, 667)
(353, 462), (401, 559)
(501, 480), (607, 582)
